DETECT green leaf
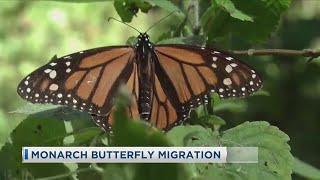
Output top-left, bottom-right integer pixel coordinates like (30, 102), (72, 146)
(202, 0), (292, 43)
(1, 105), (97, 178)
(11, 104), (94, 130)
(144, 0), (181, 13)
(114, 0), (152, 22)
(10, 103), (62, 114)
(203, 115), (226, 126)
(64, 127), (102, 146)
(168, 121), (293, 180)
(205, 93), (248, 113)
(167, 125), (212, 147)
(214, 100), (248, 113)
(293, 157), (320, 179)
(0, 114), (69, 179)
(215, 0), (253, 22)
(126, 36), (138, 46)
(157, 36), (207, 46)
(252, 90), (271, 97)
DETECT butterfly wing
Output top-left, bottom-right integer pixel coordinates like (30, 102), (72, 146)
(17, 46), (135, 116)
(91, 61), (140, 131)
(149, 73), (192, 130)
(149, 44), (262, 129)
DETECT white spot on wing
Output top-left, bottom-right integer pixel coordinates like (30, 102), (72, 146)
(212, 57), (217, 61)
(66, 61), (71, 66)
(50, 62), (57, 66)
(223, 78), (232, 85)
(49, 84), (59, 91)
(44, 69), (52, 73)
(66, 68), (71, 73)
(212, 63), (217, 68)
(226, 57), (233, 61)
(252, 74), (256, 78)
(26, 88), (31, 93)
(225, 65), (233, 73)
(230, 63), (238, 67)
(49, 70), (57, 79)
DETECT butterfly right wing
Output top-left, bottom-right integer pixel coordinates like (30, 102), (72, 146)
(148, 73), (191, 131)
(17, 46), (135, 116)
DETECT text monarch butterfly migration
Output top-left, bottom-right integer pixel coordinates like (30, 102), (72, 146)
(17, 15), (262, 133)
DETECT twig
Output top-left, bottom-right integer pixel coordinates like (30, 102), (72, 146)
(232, 49), (320, 61)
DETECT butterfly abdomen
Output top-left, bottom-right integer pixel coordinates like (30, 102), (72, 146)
(138, 82), (152, 119)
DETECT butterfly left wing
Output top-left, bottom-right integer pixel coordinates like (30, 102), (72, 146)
(17, 46), (135, 116)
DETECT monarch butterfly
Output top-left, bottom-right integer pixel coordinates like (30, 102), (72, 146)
(17, 16), (262, 133)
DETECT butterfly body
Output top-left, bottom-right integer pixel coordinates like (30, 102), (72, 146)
(135, 33), (155, 119)
(17, 32), (262, 132)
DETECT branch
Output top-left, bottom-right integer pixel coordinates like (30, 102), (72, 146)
(232, 49), (320, 62)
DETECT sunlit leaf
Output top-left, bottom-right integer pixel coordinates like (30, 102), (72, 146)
(168, 121), (293, 179)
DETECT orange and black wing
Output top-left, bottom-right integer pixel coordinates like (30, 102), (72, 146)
(17, 46), (135, 117)
(148, 73), (191, 130)
(150, 44), (262, 129)
(91, 61), (140, 132)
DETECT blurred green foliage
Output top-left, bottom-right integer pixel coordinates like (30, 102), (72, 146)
(0, 0), (320, 179)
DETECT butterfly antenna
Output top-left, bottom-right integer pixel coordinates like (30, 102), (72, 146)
(145, 10), (181, 33)
(108, 17), (141, 34)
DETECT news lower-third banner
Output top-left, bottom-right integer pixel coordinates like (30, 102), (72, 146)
(22, 147), (258, 163)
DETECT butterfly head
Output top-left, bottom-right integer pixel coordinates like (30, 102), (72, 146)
(136, 33), (153, 49)
(137, 33), (150, 42)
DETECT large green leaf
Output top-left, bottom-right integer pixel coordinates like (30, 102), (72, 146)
(0, 114), (69, 179)
(0, 106), (100, 179)
(215, 0), (253, 22)
(167, 121), (293, 180)
(202, 0), (291, 44)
